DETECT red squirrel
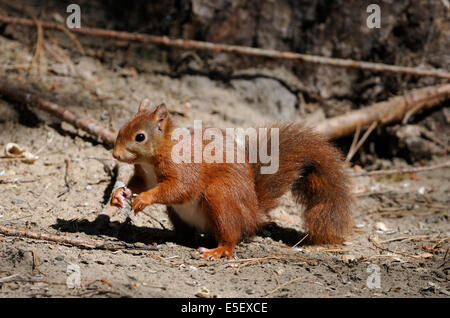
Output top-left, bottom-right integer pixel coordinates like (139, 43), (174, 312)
(111, 99), (353, 259)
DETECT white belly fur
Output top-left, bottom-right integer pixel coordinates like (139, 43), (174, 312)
(139, 163), (210, 233)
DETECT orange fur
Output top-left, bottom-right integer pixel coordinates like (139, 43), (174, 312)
(251, 123), (353, 244)
(111, 101), (353, 259)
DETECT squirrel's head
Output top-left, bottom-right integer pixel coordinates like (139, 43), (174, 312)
(113, 99), (171, 163)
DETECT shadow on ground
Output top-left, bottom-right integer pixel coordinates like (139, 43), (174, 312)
(52, 216), (308, 249)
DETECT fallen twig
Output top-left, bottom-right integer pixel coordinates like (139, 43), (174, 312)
(172, 252), (317, 269)
(419, 127), (450, 153)
(27, 250), (45, 276)
(432, 237), (450, 250)
(369, 236), (433, 260)
(345, 121), (377, 162)
(440, 248), (448, 268)
(315, 84), (450, 139)
(0, 274), (121, 296)
(352, 160), (450, 177)
(57, 158), (74, 198)
(378, 235), (431, 244)
(265, 276), (304, 296)
(290, 234), (309, 249)
(172, 255), (282, 268)
(0, 274), (21, 283)
(0, 225), (158, 251)
(0, 15), (449, 79)
(346, 125), (361, 162)
(27, 11), (44, 75)
(0, 83), (117, 146)
(75, 289), (122, 297)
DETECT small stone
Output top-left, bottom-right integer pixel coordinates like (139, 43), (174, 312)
(375, 222), (388, 232)
(342, 254), (357, 264)
(195, 287), (210, 298)
(246, 289), (256, 295)
(128, 275), (138, 282)
(186, 280), (199, 287)
(22, 151), (38, 164)
(275, 268), (284, 275)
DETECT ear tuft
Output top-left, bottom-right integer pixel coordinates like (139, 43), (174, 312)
(138, 98), (152, 113)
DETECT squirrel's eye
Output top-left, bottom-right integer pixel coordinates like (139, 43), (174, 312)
(135, 133), (146, 142)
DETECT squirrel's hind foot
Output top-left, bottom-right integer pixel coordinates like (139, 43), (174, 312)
(198, 245), (235, 260)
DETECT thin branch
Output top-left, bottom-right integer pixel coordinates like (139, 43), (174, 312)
(57, 158), (74, 198)
(346, 124), (361, 162)
(58, 25), (85, 55)
(290, 234), (309, 249)
(0, 15), (449, 79)
(27, 250), (45, 276)
(0, 225), (158, 251)
(265, 276), (304, 296)
(0, 83), (117, 146)
(172, 252), (317, 269)
(352, 160), (450, 177)
(27, 12), (44, 75)
(315, 84), (450, 139)
(346, 121), (377, 162)
(369, 236), (436, 260)
(0, 274), (21, 283)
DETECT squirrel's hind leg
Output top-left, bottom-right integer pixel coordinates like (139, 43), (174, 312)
(198, 176), (259, 259)
(198, 197), (241, 259)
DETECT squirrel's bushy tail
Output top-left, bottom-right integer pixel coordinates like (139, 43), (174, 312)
(251, 123), (353, 244)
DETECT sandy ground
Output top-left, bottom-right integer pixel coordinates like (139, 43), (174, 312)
(0, 27), (449, 298)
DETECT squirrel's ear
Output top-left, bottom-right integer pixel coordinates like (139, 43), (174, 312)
(138, 98), (152, 113)
(153, 103), (168, 122)
(153, 103), (168, 133)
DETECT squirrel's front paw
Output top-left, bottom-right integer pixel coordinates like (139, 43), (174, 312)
(132, 193), (153, 213)
(111, 187), (132, 208)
